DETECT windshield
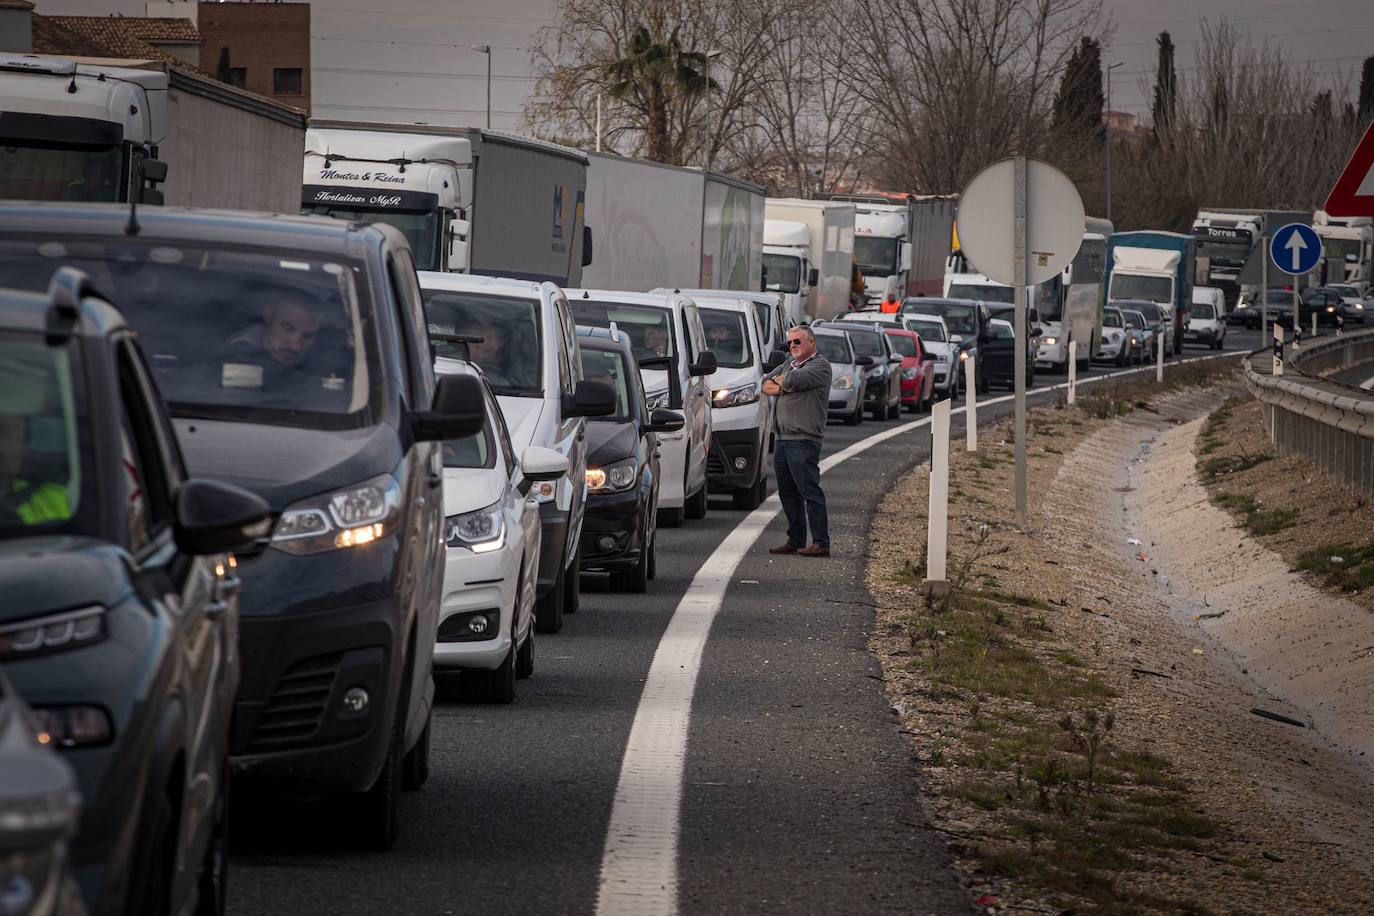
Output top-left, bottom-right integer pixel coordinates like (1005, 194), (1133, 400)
(815, 334), (852, 364)
(578, 348), (632, 420)
(763, 253), (801, 294)
(1331, 285), (1359, 298)
(0, 240), (379, 428)
(1110, 274), (1172, 303)
(1132, 302), (1163, 322)
(1323, 238), (1361, 265)
(700, 308), (752, 369)
(845, 330), (884, 358)
(1103, 311), (1123, 328)
(1265, 290), (1295, 305)
(918, 303), (976, 335)
(0, 144), (123, 202)
(571, 300), (677, 366)
(424, 292), (544, 397)
(886, 334), (917, 357)
(0, 332), (98, 538)
(307, 208), (442, 271)
(907, 319), (946, 342)
(1191, 303), (1216, 319)
(948, 282), (1014, 304)
(854, 236), (898, 276)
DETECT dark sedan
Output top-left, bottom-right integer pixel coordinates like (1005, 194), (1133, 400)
(576, 327), (683, 593)
(0, 271), (270, 916)
(981, 317), (1034, 389)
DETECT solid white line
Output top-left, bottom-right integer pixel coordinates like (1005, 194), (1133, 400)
(593, 350), (1238, 916)
(1361, 373), (1374, 391)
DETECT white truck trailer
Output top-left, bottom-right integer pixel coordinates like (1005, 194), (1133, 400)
(763, 198), (855, 323)
(1313, 210), (1373, 288)
(0, 53), (305, 210)
(303, 122), (591, 284)
(582, 153), (764, 292)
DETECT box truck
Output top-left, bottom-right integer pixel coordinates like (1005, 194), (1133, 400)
(582, 153), (764, 292)
(1106, 231), (1196, 355)
(0, 53), (306, 210)
(829, 193), (956, 301)
(763, 198), (855, 323)
(303, 122), (590, 284)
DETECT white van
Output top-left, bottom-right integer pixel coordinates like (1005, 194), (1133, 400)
(419, 272), (616, 635)
(566, 289), (717, 526)
(694, 296), (784, 509)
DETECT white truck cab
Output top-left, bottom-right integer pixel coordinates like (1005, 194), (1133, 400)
(567, 289), (716, 526)
(852, 206), (912, 304)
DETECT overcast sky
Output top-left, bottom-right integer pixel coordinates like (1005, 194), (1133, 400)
(30, 0), (1374, 131)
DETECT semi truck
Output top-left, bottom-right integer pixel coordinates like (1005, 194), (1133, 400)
(1106, 231), (1196, 355)
(0, 53), (306, 210)
(763, 198), (855, 323)
(1312, 210), (1373, 288)
(303, 122), (591, 284)
(828, 193), (956, 302)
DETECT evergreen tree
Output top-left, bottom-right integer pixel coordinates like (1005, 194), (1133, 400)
(1359, 55), (1374, 125)
(1151, 31), (1177, 136)
(215, 47), (232, 84)
(1052, 37), (1105, 140)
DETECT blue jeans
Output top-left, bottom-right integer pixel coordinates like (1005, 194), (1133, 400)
(774, 438), (828, 548)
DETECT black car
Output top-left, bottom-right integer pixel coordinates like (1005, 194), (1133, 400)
(981, 316), (1035, 389)
(1301, 287), (1344, 326)
(816, 321), (902, 420)
(0, 665), (84, 916)
(0, 205), (484, 850)
(0, 270), (271, 915)
(575, 327), (683, 592)
(985, 303), (1042, 373)
(902, 297), (993, 394)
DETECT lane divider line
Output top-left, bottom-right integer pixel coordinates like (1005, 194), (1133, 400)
(593, 350), (1239, 916)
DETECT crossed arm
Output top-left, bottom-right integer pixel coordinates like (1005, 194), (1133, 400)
(763, 359), (829, 396)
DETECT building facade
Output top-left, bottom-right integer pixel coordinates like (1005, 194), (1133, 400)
(197, 1), (311, 113)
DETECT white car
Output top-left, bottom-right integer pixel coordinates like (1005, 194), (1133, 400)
(901, 313), (958, 399)
(567, 289), (715, 527)
(420, 272), (616, 636)
(664, 288), (792, 359)
(1184, 300), (1226, 350)
(1098, 307), (1132, 366)
(1328, 284), (1368, 324)
(434, 359), (568, 702)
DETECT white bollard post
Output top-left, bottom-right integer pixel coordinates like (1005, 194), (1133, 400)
(1312, 313), (1317, 338)
(964, 357), (977, 452)
(926, 398), (951, 594)
(1273, 322), (1284, 376)
(1155, 331), (1164, 382)
(1067, 340), (1077, 405)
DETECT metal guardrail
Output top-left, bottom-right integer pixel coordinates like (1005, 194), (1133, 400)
(1243, 328), (1374, 499)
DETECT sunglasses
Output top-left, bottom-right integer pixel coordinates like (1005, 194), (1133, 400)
(787, 339), (805, 348)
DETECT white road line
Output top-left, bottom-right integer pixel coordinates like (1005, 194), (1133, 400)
(1360, 373), (1374, 391)
(593, 350), (1238, 916)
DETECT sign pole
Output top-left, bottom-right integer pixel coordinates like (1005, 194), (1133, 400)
(1261, 233), (1268, 342)
(1013, 156), (1028, 527)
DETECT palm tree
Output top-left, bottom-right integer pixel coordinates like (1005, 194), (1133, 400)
(606, 25), (717, 163)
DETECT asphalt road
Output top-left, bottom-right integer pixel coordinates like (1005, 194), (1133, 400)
(228, 325), (1275, 916)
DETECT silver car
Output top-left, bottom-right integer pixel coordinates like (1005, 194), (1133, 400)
(814, 326), (866, 426)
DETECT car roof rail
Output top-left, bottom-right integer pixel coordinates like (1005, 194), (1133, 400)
(45, 266), (98, 345)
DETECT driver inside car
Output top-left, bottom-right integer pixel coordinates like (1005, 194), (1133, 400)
(223, 292), (348, 407)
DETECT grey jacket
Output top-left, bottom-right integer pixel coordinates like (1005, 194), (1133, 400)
(765, 353), (832, 441)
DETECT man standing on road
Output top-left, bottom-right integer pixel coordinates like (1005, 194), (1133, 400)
(763, 325), (832, 557)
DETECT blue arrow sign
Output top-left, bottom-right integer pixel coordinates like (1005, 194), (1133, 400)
(1270, 223), (1323, 276)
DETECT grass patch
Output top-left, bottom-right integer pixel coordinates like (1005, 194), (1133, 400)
(1201, 452), (1271, 479)
(1246, 508), (1299, 536)
(1212, 491), (1257, 513)
(1296, 543), (1374, 592)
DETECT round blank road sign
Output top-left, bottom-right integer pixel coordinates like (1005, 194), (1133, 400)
(956, 158), (1086, 287)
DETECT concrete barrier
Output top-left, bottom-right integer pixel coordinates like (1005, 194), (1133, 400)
(1243, 328), (1374, 500)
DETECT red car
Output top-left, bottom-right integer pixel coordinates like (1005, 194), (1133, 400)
(884, 327), (935, 413)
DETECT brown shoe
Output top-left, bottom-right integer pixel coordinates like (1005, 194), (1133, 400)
(769, 543), (800, 555)
(797, 545), (830, 558)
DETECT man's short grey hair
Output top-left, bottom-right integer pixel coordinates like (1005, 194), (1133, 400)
(788, 324), (815, 340)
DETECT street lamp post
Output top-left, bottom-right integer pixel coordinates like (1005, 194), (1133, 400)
(1105, 60), (1123, 224)
(470, 45), (492, 129)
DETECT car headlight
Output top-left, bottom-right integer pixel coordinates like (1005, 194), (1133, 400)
(444, 499), (505, 553)
(1042, 336), (1058, 346)
(0, 605), (105, 660)
(865, 366), (883, 378)
(271, 473), (401, 555)
(711, 382), (759, 408)
(1356, 303), (1364, 310)
(831, 374), (854, 390)
(645, 388), (670, 411)
(1108, 331), (1121, 342)
(587, 458), (637, 493)
(1326, 306), (1336, 313)
(901, 367), (918, 380)
(959, 350), (971, 362)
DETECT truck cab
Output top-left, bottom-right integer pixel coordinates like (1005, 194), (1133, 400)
(852, 207), (912, 305)
(763, 219), (815, 325)
(1106, 231), (1196, 355)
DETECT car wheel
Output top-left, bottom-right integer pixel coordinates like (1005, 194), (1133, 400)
(128, 788), (176, 916)
(685, 482), (708, 519)
(516, 627), (535, 679)
(887, 398), (901, 419)
(350, 703), (403, 849)
(732, 477), (763, 511)
(647, 534), (657, 581)
(843, 402), (859, 426)
(658, 505), (684, 528)
(977, 371), (990, 395)
(480, 641), (517, 704)
(562, 561), (579, 614)
(611, 540), (650, 592)
(534, 560), (565, 634)
(193, 762), (229, 916)
(401, 716), (431, 790)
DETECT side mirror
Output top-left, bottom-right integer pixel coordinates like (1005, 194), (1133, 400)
(899, 241), (912, 272)
(447, 217), (471, 272)
(922, 353), (936, 363)
(763, 349), (787, 371)
(689, 350), (718, 377)
(173, 479), (272, 555)
(854, 355), (874, 367)
(414, 373), (485, 441)
(564, 379), (617, 417)
(582, 224), (594, 268)
(644, 408), (685, 434)
(949, 333), (964, 344)
(520, 446), (569, 483)
(889, 353), (903, 363)
(807, 267), (819, 288)
(1031, 325), (1043, 337)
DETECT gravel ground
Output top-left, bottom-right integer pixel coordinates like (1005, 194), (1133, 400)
(866, 382), (1374, 914)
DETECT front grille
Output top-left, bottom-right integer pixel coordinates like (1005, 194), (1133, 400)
(248, 652), (342, 751)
